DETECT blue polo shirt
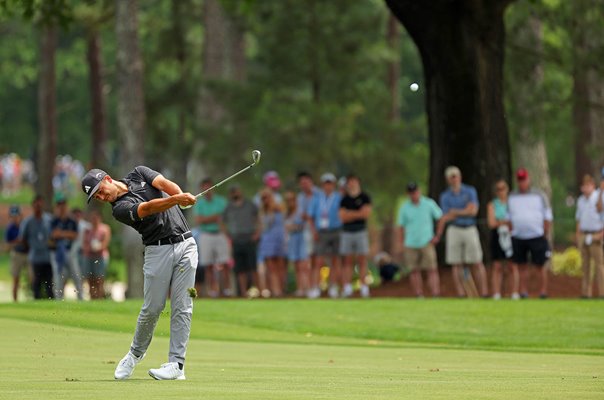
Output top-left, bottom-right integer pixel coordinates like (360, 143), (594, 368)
(397, 196), (443, 248)
(439, 184), (479, 227)
(308, 191), (342, 230)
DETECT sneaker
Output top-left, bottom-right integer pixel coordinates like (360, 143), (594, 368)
(360, 285), (370, 298)
(493, 293), (501, 300)
(520, 292), (529, 299)
(114, 351), (145, 380)
(511, 292), (520, 300)
(223, 288), (233, 297)
(148, 362), (185, 380)
(328, 285), (339, 299)
(539, 293), (548, 299)
(307, 287), (320, 299)
(341, 284), (353, 298)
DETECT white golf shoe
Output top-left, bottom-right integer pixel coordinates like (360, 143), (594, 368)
(114, 351), (145, 380)
(360, 284), (370, 298)
(148, 362), (185, 380)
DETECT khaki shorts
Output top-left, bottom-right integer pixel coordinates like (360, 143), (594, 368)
(199, 232), (231, 266)
(404, 245), (437, 271)
(10, 250), (30, 278)
(445, 225), (483, 265)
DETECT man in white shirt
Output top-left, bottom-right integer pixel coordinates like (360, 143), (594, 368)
(576, 174), (604, 298)
(508, 168), (553, 299)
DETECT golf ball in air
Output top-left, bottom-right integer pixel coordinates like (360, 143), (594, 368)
(410, 83), (419, 92)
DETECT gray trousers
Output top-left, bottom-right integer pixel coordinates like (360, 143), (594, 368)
(130, 237), (198, 364)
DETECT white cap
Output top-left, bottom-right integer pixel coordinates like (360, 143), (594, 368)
(444, 166), (461, 178)
(320, 172), (337, 183)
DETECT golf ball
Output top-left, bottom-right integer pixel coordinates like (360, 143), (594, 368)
(410, 83), (419, 92)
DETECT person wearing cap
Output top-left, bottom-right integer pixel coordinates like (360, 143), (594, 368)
(575, 174), (604, 298)
(81, 166), (197, 380)
(254, 170), (284, 206)
(507, 167), (553, 299)
(308, 172), (343, 298)
(49, 198), (83, 300)
(487, 179), (519, 300)
(81, 209), (111, 299)
(438, 166), (488, 298)
(19, 195), (54, 299)
(396, 182), (443, 298)
(5, 205), (31, 301)
(339, 174), (372, 298)
(296, 171), (321, 287)
(193, 177), (232, 297)
(222, 185), (262, 297)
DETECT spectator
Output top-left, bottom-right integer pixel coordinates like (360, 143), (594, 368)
(339, 174), (372, 298)
(396, 182), (442, 298)
(254, 170), (284, 206)
(50, 198), (83, 300)
(296, 171), (320, 285)
(82, 210), (111, 299)
(438, 166), (488, 298)
(374, 252), (399, 284)
(19, 195), (54, 299)
(487, 179), (519, 300)
(194, 178), (232, 297)
(508, 168), (553, 299)
(70, 207), (91, 293)
(223, 185), (262, 297)
(285, 190), (310, 297)
(5, 205), (30, 301)
(576, 174), (604, 298)
(308, 173), (342, 299)
(258, 188), (286, 297)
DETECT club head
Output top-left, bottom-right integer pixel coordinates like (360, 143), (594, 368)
(252, 150), (261, 165)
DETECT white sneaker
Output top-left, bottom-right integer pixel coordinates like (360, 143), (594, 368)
(360, 284), (370, 298)
(114, 351), (145, 380)
(493, 293), (501, 300)
(328, 285), (339, 299)
(148, 362), (185, 380)
(341, 284), (353, 298)
(511, 292), (520, 300)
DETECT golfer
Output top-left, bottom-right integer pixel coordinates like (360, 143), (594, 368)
(81, 166), (198, 381)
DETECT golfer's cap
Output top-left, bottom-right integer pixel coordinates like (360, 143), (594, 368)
(81, 168), (108, 203)
(406, 181), (419, 192)
(320, 172), (337, 183)
(516, 167), (529, 181)
(8, 205), (21, 217)
(263, 170), (281, 189)
(444, 166), (461, 178)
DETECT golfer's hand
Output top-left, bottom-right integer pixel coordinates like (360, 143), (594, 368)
(174, 193), (197, 207)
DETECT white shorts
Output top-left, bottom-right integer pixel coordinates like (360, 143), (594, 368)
(445, 225), (483, 265)
(199, 232), (231, 266)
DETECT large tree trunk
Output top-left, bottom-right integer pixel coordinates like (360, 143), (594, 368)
(386, 0), (513, 235)
(116, 0), (146, 298)
(86, 29), (108, 170)
(386, 12), (400, 123)
(116, 0), (145, 176)
(37, 24), (58, 210)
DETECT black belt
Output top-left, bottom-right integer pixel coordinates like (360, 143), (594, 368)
(154, 231), (192, 246)
(581, 230), (601, 234)
(451, 224), (476, 228)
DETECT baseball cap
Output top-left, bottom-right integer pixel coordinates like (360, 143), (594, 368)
(516, 167), (529, 181)
(444, 166), (461, 178)
(320, 172), (337, 183)
(406, 181), (418, 192)
(81, 168), (108, 203)
(9, 205), (21, 217)
(263, 171), (281, 189)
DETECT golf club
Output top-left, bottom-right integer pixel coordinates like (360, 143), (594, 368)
(179, 150), (262, 209)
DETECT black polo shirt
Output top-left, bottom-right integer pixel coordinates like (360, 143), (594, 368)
(111, 166), (190, 245)
(340, 192), (371, 232)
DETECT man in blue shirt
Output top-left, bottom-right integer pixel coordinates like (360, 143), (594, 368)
(397, 182), (442, 297)
(438, 166), (488, 297)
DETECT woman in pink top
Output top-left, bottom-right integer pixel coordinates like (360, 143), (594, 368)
(82, 210), (111, 299)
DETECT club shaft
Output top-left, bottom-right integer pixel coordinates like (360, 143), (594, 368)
(194, 163), (254, 198)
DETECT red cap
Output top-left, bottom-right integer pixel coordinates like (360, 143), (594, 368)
(516, 167), (529, 180)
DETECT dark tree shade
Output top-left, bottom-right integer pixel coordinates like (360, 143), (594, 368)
(386, 0), (513, 219)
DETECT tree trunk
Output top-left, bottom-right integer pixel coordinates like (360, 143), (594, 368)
(86, 29), (108, 170)
(37, 24), (58, 210)
(386, 12), (400, 123)
(386, 0), (513, 224)
(116, 0), (146, 298)
(116, 0), (145, 176)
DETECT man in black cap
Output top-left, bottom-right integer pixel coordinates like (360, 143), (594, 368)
(81, 166), (197, 380)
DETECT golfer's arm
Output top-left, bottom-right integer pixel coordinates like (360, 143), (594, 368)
(152, 174), (183, 196)
(138, 197), (180, 218)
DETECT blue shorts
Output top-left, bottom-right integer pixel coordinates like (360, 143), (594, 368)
(288, 232), (308, 261)
(81, 256), (107, 278)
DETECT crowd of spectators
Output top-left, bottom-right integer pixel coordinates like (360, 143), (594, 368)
(4, 163), (604, 301)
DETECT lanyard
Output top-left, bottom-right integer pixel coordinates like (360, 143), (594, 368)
(320, 193), (336, 217)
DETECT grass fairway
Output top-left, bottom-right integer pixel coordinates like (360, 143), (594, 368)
(0, 299), (602, 399)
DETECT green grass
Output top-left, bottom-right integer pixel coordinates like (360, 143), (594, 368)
(0, 299), (603, 399)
